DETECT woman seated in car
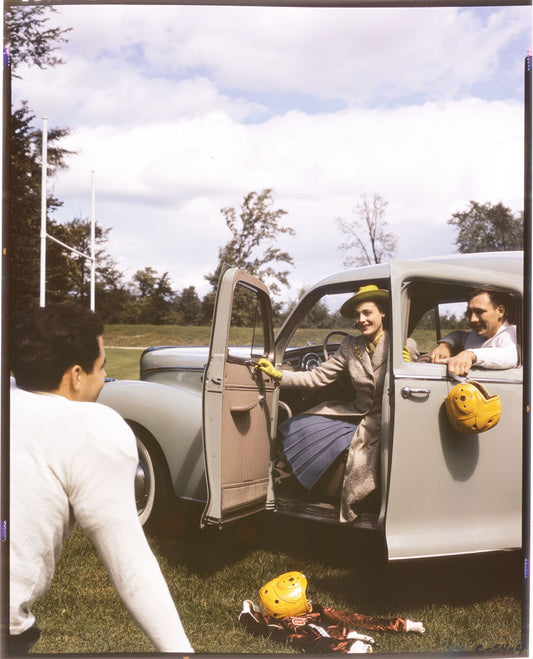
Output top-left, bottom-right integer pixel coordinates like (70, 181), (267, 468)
(258, 284), (418, 523)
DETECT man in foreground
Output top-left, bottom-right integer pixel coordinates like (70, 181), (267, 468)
(9, 303), (194, 654)
(430, 288), (518, 376)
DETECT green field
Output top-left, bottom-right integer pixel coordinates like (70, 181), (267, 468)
(31, 517), (525, 654)
(103, 324), (353, 348)
(104, 324), (439, 351)
(29, 324), (526, 654)
(103, 325), (440, 381)
(104, 324), (214, 347)
(103, 324), (338, 381)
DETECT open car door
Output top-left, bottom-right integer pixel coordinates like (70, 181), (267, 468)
(201, 267), (275, 527)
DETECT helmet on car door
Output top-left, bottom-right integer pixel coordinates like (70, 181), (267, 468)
(445, 381), (502, 433)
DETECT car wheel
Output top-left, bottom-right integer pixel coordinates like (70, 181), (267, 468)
(131, 424), (173, 530)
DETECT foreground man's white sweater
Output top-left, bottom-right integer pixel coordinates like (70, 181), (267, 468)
(10, 381), (193, 653)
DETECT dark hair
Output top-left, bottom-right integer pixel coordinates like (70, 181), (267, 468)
(354, 298), (389, 329)
(468, 288), (508, 319)
(11, 303), (104, 392)
(375, 299), (390, 330)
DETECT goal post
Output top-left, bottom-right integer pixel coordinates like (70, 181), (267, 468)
(39, 117), (96, 310)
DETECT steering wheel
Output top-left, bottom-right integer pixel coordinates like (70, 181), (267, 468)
(323, 330), (350, 361)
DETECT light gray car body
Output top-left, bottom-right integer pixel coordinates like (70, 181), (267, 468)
(98, 252), (525, 561)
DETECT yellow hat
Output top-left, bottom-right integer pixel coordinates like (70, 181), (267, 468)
(340, 284), (389, 319)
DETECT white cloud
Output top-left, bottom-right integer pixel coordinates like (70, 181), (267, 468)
(14, 5), (530, 121)
(15, 58), (267, 128)
(45, 96), (523, 299)
(10, 4), (529, 302)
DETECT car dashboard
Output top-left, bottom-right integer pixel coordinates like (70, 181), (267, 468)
(281, 344), (328, 372)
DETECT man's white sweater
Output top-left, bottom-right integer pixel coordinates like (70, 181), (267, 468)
(10, 381), (193, 653)
(438, 320), (518, 370)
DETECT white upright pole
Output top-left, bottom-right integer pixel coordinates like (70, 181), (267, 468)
(39, 117), (48, 307)
(90, 170), (96, 311)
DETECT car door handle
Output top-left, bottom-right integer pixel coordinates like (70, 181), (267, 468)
(230, 399), (258, 413)
(401, 386), (430, 399)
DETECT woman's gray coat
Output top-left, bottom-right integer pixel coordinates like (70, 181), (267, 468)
(280, 331), (391, 523)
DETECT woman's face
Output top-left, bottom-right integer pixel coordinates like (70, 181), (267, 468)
(354, 300), (385, 341)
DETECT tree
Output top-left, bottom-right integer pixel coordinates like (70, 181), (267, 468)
(282, 288), (334, 329)
(8, 103), (74, 317)
(336, 193), (397, 268)
(206, 189), (295, 293)
(6, 7), (74, 317)
(129, 267), (178, 325)
(49, 218), (129, 317)
(176, 286), (202, 325)
(204, 189), (295, 325)
(4, 5), (71, 75)
(448, 201), (524, 253)
(132, 267), (159, 299)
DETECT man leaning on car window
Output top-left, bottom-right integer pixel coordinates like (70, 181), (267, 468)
(430, 288), (518, 377)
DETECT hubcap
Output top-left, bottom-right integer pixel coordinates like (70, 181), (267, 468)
(135, 461), (149, 510)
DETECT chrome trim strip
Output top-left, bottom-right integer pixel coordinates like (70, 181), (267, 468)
(394, 374), (523, 385)
(388, 547), (520, 562)
(180, 496), (207, 504)
(464, 377), (523, 385)
(394, 374), (446, 382)
(143, 366), (204, 374)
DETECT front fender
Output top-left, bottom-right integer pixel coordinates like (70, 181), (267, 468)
(98, 380), (205, 501)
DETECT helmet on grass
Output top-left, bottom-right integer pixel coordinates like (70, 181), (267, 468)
(444, 380), (502, 433)
(259, 571), (312, 618)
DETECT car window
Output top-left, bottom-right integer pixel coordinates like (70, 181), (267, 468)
(410, 301), (470, 353)
(404, 280), (521, 364)
(285, 292), (354, 347)
(227, 281), (267, 357)
(284, 284), (393, 348)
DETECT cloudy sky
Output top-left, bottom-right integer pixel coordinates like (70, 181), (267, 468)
(11, 3), (531, 304)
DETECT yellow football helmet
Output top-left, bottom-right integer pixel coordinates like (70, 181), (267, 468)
(259, 571), (312, 619)
(445, 380), (502, 433)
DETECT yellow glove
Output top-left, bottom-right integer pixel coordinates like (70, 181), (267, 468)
(402, 346), (411, 362)
(256, 358), (282, 382)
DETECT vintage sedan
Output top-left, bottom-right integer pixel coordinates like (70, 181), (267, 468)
(98, 251), (524, 561)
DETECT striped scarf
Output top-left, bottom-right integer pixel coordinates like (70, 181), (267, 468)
(366, 328), (384, 356)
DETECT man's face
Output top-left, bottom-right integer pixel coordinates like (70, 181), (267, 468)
(79, 336), (107, 402)
(467, 293), (505, 340)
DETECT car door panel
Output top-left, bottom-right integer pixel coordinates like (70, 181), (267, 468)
(386, 372), (522, 559)
(386, 261), (523, 559)
(202, 268), (274, 527)
(219, 361), (272, 511)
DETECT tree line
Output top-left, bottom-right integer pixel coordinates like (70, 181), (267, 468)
(5, 6), (525, 327)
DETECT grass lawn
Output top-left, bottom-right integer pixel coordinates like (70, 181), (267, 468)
(102, 325), (441, 382)
(28, 325), (527, 654)
(103, 324), (357, 350)
(104, 324), (214, 348)
(31, 512), (525, 654)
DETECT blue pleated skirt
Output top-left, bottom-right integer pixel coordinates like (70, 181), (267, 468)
(277, 414), (358, 490)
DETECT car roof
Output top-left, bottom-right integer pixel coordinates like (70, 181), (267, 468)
(309, 251), (523, 289)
